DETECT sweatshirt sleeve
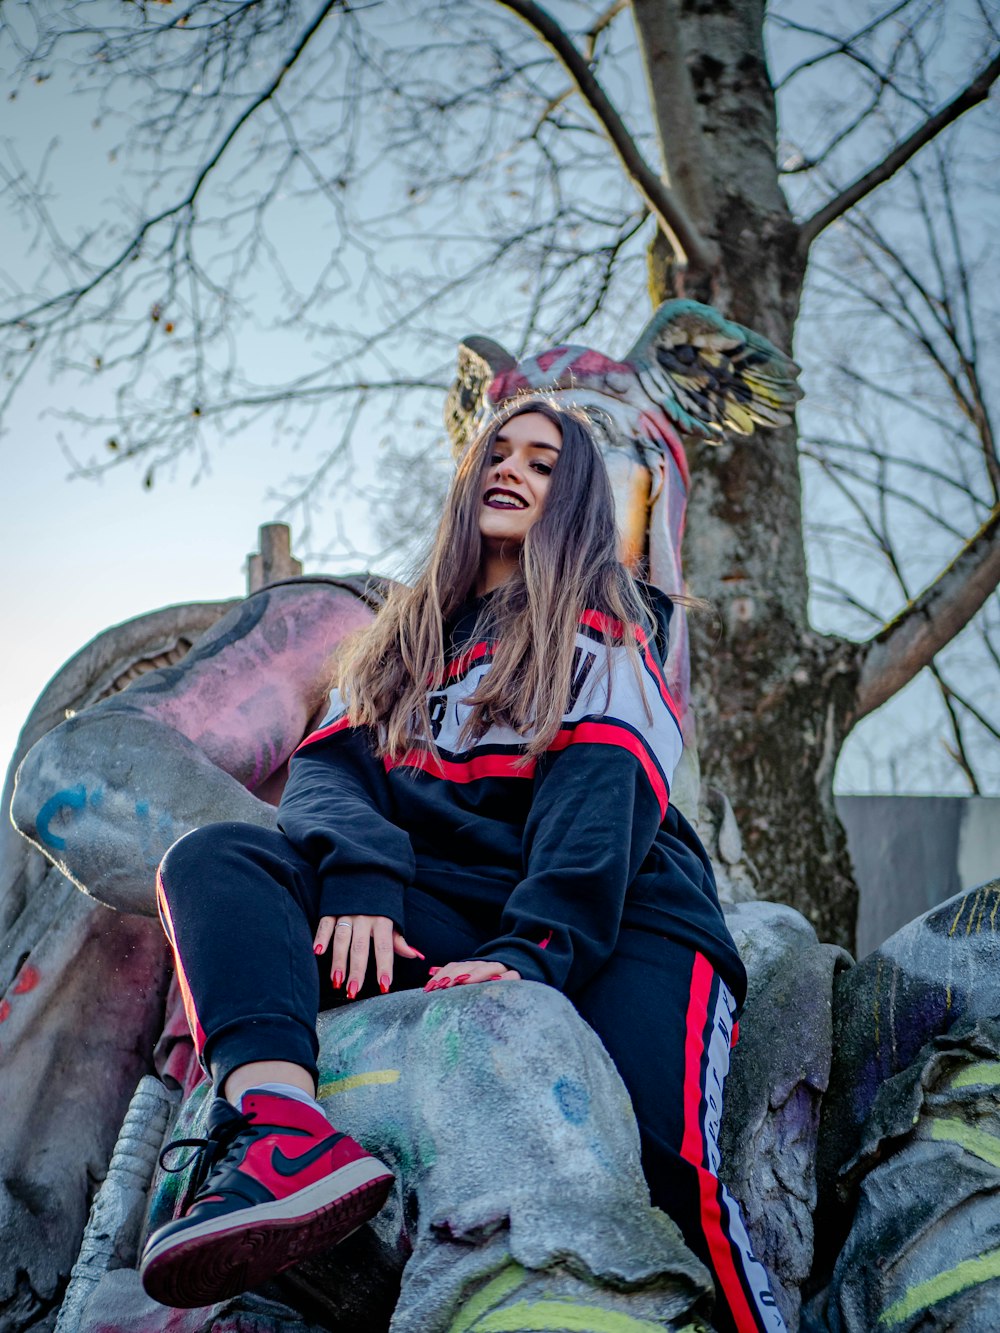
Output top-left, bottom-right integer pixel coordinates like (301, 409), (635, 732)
(472, 613), (684, 992)
(277, 705), (415, 928)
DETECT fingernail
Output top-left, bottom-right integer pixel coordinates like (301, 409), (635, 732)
(347, 979), (359, 1000)
(314, 943), (324, 955)
(439, 977), (452, 988)
(454, 973), (471, 984)
(428, 966), (440, 976)
(490, 974), (503, 980)
(413, 950), (426, 960)
(333, 970), (343, 989)
(379, 973), (391, 994)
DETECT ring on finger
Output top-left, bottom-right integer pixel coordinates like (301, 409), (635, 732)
(335, 921), (352, 931)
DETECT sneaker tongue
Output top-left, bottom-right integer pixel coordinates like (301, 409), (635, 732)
(206, 1097), (248, 1134)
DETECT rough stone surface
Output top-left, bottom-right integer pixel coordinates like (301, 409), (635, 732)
(144, 983), (716, 1333)
(73, 1270), (327, 1333)
(805, 1017), (1000, 1331)
(814, 876), (1000, 1283)
(55, 1077), (176, 1333)
(0, 605), (232, 1333)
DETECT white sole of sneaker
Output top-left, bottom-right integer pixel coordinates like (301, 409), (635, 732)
(140, 1157), (394, 1308)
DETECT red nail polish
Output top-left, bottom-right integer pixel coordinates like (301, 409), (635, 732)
(454, 973), (471, 984)
(413, 950), (426, 960)
(379, 973), (391, 994)
(439, 977), (452, 988)
(489, 974), (503, 980)
(333, 970), (343, 989)
(347, 979), (359, 1000)
(428, 966), (440, 976)
(314, 943), (324, 955)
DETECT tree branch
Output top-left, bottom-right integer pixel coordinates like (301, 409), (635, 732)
(3, 0), (344, 331)
(797, 50), (1000, 256)
(494, 0), (718, 272)
(853, 506), (1000, 723)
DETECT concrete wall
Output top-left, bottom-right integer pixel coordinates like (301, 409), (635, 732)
(837, 796), (1000, 958)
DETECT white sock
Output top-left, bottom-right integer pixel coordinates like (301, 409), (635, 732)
(239, 1081), (323, 1113)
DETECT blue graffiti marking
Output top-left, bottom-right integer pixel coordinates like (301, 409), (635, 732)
(553, 1076), (590, 1126)
(135, 800), (150, 818)
(88, 787), (104, 809)
(36, 785), (87, 850)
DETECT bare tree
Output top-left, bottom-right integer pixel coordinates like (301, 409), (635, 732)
(801, 141), (999, 797)
(2, 0), (999, 947)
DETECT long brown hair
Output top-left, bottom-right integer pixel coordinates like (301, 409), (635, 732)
(336, 397), (653, 759)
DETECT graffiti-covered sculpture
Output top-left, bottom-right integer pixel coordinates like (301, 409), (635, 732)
(5, 300), (814, 1333)
(804, 879), (1000, 1331)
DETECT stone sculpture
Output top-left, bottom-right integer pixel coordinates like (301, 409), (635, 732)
(804, 879), (1000, 1330)
(1, 300), (871, 1333)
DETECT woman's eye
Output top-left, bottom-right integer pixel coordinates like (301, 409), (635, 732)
(532, 461), (552, 475)
(488, 453), (502, 465)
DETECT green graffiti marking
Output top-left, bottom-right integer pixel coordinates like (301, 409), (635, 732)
(317, 1069), (400, 1098)
(879, 1246), (1000, 1327)
(325, 1009), (376, 1061)
(449, 1264), (528, 1333)
(929, 1117), (1000, 1169)
(949, 1061), (1000, 1089)
(444, 1028), (462, 1074)
(473, 1299), (675, 1332)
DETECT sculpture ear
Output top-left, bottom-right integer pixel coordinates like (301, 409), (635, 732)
(625, 299), (803, 441)
(445, 336), (517, 457)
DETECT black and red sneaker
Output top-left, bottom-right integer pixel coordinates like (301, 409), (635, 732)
(140, 1090), (394, 1308)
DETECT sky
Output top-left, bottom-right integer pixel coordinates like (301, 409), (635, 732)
(1, 0), (996, 794)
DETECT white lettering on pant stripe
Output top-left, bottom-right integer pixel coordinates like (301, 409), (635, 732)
(706, 979), (788, 1333)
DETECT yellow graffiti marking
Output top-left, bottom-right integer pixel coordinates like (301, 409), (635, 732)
(949, 897), (967, 936)
(950, 1062), (1000, 1089)
(873, 958), (883, 1053)
(879, 1246), (1000, 1327)
(965, 889), (981, 936)
(991, 889), (1000, 931)
(317, 1069), (400, 1098)
(930, 1118), (1000, 1169)
(945, 984), (952, 1013)
(449, 1266), (528, 1333)
(473, 1299), (672, 1332)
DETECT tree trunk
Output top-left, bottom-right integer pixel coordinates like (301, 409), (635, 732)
(635, 0), (859, 948)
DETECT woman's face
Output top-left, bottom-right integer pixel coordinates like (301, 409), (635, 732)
(478, 411), (563, 552)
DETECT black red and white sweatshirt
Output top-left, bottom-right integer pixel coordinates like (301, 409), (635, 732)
(277, 588), (746, 1005)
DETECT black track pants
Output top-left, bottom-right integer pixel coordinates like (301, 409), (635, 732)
(157, 821), (786, 1333)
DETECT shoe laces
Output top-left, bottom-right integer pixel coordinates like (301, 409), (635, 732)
(159, 1108), (258, 1214)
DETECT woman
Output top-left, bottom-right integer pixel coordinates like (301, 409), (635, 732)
(141, 400), (785, 1333)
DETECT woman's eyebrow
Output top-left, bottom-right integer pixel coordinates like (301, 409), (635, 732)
(494, 432), (561, 452)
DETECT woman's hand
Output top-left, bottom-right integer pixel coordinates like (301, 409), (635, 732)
(424, 960), (521, 991)
(313, 915), (423, 999)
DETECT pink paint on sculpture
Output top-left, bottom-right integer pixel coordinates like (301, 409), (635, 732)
(12, 964), (40, 994)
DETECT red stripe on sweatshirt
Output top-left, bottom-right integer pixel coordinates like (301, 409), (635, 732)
(384, 719), (668, 814)
(681, 954), (760, 1333)
(549, 720), (668, 817)
(385, 748), (538, 783)
(293, 714), (352, 753)
(577, 610), (680, 723)
(156, 867), (207, 1058)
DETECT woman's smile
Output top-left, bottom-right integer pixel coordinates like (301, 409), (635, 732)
(483, 486), (528, 510)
